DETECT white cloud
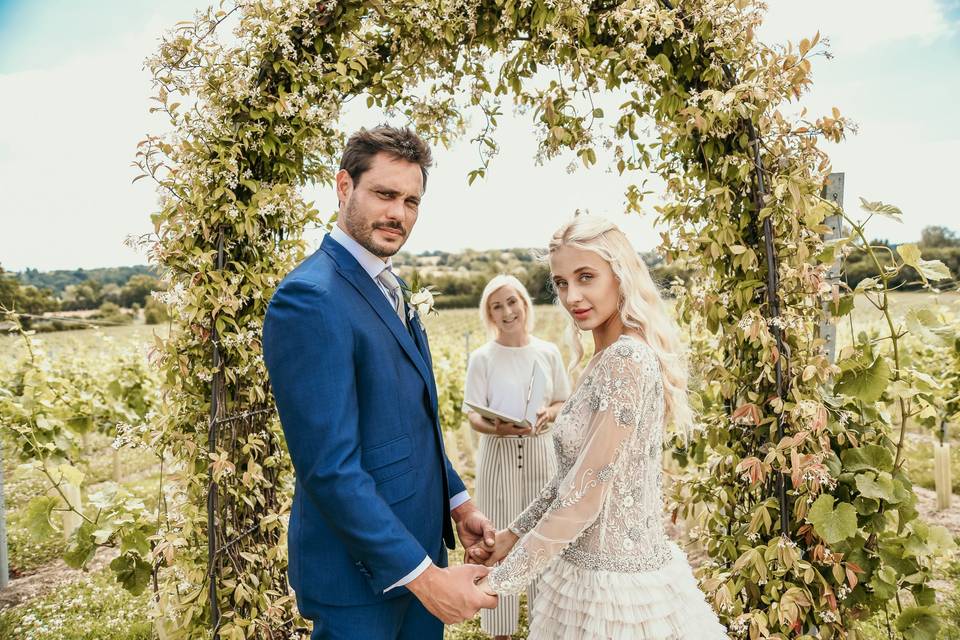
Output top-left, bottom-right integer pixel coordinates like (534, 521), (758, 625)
(0, 1), (956, 271)
(821, 129), (960, 241)
(760, 0), (953, 55)
(0, 18), (174, 271)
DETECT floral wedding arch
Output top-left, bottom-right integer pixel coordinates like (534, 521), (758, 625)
(126, 0), (948, 638)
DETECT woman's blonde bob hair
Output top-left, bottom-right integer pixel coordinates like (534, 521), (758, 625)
(478, 274), (536, 339)
(548, 215), (695, 439)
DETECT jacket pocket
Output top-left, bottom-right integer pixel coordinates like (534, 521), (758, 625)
(375, 467), (416, 505)
(362, 434), (412, 484)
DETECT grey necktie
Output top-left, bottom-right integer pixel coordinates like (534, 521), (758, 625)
(376, 267), (407, 327)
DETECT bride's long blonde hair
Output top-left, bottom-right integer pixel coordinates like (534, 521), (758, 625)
(548, 216), (695, 439)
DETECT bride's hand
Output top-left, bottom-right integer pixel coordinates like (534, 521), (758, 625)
(468, 529), (519, 566)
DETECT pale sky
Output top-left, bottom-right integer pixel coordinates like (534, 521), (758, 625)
(0, 0), (958, 271)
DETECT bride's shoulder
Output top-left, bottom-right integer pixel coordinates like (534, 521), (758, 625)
(594, 335), (658, 380)
(608, 334), (655, 361)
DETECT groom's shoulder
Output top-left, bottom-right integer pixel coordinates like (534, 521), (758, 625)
(275, 248), (340, 295)
(265, 260), (348, 324)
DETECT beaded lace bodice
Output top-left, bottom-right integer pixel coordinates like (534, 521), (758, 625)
(487, 335), (671, 595)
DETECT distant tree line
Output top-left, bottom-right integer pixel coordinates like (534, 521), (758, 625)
(17, 265), (159, 295)
(3, 225), (954, 330)
(400, 226), (958, 310)
(1, 265), (168, 329)
(843, 226), (960, 290)
(0, 266), (60, 319)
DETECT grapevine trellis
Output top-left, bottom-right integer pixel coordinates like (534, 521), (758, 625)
(204, 229), (289, 638)
(124, 1), (955, 639)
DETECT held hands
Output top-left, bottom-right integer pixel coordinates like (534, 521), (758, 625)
(467, 529), (519, 567)
(474, 575), (497, 597)
(452, 502), (496, 564)
(406, 502), (499, 624)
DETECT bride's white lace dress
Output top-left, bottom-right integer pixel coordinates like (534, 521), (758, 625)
(486, 335), (728, 639)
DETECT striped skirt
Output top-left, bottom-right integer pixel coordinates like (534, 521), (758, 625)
(475, 432), (558, 636)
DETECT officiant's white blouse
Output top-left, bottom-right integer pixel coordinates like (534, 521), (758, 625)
(462, 337), (571, 425)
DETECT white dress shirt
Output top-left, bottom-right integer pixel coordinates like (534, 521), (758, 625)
(328, 225), (470, 591)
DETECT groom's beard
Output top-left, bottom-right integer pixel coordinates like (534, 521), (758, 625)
(342, 195), (407, 258)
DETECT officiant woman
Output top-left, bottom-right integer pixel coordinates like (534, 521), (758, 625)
(462, 274), (571, 639)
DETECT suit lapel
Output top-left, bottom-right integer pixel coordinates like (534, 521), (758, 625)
(399, 279), (434, 371)
(322, 237), (437, 411)
(408, 311), (434, 384)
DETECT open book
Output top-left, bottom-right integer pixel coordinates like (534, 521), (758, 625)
(464, 361), (548, 432)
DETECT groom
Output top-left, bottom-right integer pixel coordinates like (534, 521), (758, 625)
(263, 125), (498, 639)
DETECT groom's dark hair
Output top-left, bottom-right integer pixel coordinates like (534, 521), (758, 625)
(340, 125), (433, 190)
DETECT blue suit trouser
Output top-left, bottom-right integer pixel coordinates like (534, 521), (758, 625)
(309, 593), (443, 640)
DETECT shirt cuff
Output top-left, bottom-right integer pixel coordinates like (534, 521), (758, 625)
(449, 490), (471, 511)
(384, 555), (432, 593)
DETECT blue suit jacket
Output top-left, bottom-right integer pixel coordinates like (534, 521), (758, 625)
(262, 235), (466, 613)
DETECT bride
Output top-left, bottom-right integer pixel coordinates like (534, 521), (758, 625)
(472, 216), (728, 639)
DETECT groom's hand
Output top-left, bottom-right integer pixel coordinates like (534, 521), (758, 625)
(406, 564), (498, 624)
(451, 501), (495, 564)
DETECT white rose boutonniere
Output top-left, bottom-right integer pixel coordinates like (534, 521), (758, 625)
(400, 272), (440, 329)
(408, 287), (437, 320)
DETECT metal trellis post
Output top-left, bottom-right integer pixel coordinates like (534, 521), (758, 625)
(208, 229), (225, 639)
(819, 173), (845, 364)
(0, 438), (8, 590)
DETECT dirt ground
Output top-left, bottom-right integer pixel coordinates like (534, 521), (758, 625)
(0, 546), (118, 610)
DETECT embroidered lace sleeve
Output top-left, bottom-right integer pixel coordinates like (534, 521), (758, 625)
(507, 473), (560, 537)
(487, 343), (656, 594)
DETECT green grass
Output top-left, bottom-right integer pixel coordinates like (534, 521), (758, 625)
(0, 567), (153, 640)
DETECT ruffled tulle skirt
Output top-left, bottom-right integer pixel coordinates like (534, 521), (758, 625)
(528, 542), (728, 640)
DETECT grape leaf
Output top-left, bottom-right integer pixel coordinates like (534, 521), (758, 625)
(841, 445), (894, 473)
(859, 197), (903, 222)
(808, 495), (858, 544)
(895, 606), (940, 640)
(835, 355), (890, 403)
(110, 551), (153, 596)
(25, 496), (58, 538)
